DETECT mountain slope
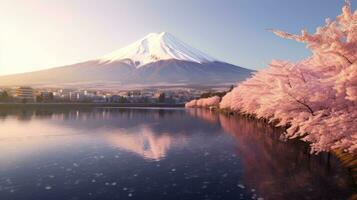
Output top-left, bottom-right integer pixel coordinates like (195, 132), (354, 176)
(99, 32), (216, 66)
(0, 32), (253, 88)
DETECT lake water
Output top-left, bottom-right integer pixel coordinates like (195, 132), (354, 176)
(0, 107), (354, 200)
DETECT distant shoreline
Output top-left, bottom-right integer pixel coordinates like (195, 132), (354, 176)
(0, 102), (185, 108)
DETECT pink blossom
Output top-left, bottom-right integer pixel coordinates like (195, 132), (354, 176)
(185, 96), (221, 108)
(218, 1), (357, 153)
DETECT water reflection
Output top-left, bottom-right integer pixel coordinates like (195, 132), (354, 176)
(0, 107), (354, 200)
(191, 108), (355, 199)
(105, 126), (187, 161)
(186, 108), (219, 124)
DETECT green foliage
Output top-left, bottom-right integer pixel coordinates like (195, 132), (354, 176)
(127, 90), (141, 96)
(119, 96), (127, 103)
(0, 91), (11, 102)
(48, 92), (54, 100)
(36, 95), (43, 103)
(158, 93), (166, 103)
(229, 85), (234, 92)
(199, 85), (234, 99)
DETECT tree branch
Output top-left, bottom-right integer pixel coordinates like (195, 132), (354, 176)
(287, 93), (315, 115)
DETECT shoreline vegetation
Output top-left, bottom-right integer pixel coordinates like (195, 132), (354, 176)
(185, 1), (357, 192)
(0, 102), (184, 109)
(185, 2), (357, 192)
(186, 1), (357, 154)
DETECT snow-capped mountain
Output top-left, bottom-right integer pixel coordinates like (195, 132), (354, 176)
(100, 32), (216, 66)
(0, 32), (253, 88)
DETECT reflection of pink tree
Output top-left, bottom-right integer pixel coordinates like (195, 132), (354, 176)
(218, 114), (353, 199)
(186, 108), (219, 124)
(219, 1), (357, 153)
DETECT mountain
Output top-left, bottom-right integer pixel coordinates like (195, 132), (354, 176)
(99, 32), (216, 66)
(0, 32), (253, 88)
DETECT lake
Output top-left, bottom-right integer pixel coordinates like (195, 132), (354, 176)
(0, 107), (354, 200)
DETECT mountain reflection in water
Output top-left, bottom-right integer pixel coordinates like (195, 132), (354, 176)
(105, 126), (187, 161)
(0, 107), (354, 200)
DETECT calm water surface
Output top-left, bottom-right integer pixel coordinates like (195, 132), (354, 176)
(0, 108), (354, 200)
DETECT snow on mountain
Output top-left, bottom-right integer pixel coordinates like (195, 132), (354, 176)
(0, 32), (253, 88)
(99, 32), (216, 67)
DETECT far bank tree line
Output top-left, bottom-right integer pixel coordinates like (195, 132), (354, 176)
(0, 89), (173, 104)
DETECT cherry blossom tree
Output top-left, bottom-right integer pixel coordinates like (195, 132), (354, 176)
(216, 1), (357, 153)
(185, 99), (197, 108)
(219, 92), (232, 109)
(185, 96), (221, 108)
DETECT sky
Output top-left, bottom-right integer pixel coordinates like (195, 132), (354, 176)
(0, 0), (355, 76)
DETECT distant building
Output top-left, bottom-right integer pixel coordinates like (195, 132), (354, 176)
(37, 91), (54, 102)
(110, 95), (122, 103)
(15, 87), (35, 103)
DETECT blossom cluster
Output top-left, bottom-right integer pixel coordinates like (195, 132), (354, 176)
(185, 96), (221, 108)
(195, 2), (357, 153)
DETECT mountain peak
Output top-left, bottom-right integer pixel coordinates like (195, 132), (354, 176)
(99, 32), (216, 67)
(139, 31), (171, 42)
(148, 31), (169, 36)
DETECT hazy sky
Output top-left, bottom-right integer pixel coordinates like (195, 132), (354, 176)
(0, 0), (354, 75)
